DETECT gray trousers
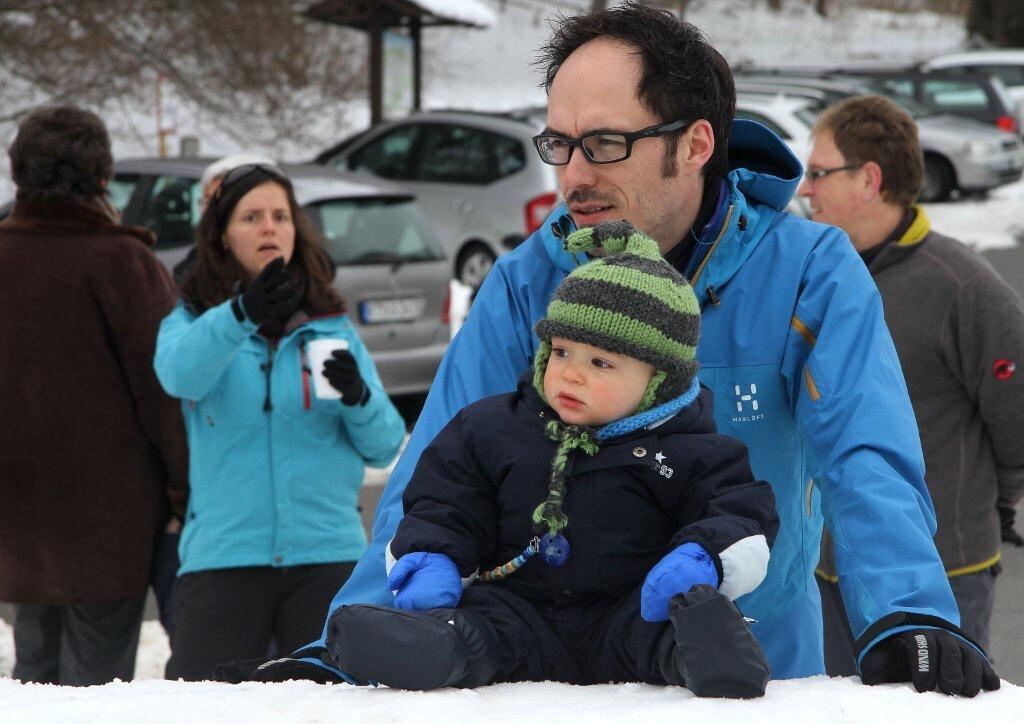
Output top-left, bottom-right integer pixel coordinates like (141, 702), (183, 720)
(12, 596), (146, 686)
(818, 566), (997, 676)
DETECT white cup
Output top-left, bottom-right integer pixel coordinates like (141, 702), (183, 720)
(307, 338), (350, 400)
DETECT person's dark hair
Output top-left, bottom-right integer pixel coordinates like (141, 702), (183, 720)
(813, 95), (923, 208)
(536, 1), (735, 180)
(180, 167), (344, 317)
(8, 105), (113, 203)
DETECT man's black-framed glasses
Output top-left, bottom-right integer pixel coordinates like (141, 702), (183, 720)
(803, 163), (863, 182)
(532, 119), (690, 166)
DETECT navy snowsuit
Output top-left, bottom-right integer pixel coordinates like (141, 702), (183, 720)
(388, 375), (779, 684)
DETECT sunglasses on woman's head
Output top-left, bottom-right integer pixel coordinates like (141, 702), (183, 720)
(215, 163), (288, 199)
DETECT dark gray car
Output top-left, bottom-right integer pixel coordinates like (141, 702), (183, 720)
(103, 158), (451, 397)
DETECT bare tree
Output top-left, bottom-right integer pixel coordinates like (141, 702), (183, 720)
(0, 0), (366, 147)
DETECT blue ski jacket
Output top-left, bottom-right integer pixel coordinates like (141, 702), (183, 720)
(312, 120), (960, 679)
(155, 300), (406, 574)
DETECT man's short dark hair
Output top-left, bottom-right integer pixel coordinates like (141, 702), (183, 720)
(813, 95), (923, 209)
(536, 1), (735, 180)
(8, 105), (113, 204)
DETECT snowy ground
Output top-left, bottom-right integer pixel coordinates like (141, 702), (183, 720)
(0, 615), (1020, 724)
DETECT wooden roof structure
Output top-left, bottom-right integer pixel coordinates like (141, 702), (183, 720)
(303, 0), (495, 123)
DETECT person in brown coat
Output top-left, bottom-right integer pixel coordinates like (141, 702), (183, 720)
(0, 105), (188, 685)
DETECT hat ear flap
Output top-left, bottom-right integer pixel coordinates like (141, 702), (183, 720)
(636, 369), (667, 413)
(533, 339), (552, 403)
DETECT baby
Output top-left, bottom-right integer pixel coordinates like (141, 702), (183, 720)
(326, 220), (779, 697)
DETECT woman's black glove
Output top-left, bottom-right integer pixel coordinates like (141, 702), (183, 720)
(323, 349), (370, 406)
(860, 628), (999, 697)
(236, 257), (299, 325)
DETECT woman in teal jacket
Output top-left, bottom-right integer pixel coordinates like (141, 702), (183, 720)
(155, 164), (405, 681)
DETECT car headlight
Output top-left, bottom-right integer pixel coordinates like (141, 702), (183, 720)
(964, 140), (1001, 158)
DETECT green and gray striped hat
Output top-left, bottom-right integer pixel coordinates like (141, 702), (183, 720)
(534, 219), (700, 412)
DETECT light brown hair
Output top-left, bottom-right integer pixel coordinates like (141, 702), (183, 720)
(813, 95), (924, 208)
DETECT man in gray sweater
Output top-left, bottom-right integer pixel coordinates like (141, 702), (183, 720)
(798, 94), (1024, 674)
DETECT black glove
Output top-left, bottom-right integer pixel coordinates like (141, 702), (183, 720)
(237, 257), (299, 326)
(860, 628), (1000, 697)
(999, 504), (1024, 547)
(212, 647), (352, 684)
(322, 348), (369, 406)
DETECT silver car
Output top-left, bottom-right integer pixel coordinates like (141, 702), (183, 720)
(314, 110), (559, 287)
(107, 158), (450, 398)
(735, 77), (1024, 202)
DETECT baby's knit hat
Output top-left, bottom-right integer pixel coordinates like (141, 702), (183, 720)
(533, 219), (701, 412)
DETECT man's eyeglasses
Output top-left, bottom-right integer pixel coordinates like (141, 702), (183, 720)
(803, 163), (863, 182)
(532, 120), (691, 166)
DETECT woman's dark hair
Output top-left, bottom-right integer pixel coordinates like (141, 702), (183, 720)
(8, 105), (113, 203)
(180, 167), (344, 317)
(536, 1), (735, 181)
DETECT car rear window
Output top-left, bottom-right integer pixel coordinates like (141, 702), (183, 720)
(306, 197), (445, 265)
(920, 79), (992, 113)
(416, 124), (526, 184)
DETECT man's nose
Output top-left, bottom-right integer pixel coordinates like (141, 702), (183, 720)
(796, 177), (812, 197)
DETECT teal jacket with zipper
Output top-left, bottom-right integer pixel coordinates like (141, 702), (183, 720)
(309, 120), (961, 680)
(155, 299), (406, 575)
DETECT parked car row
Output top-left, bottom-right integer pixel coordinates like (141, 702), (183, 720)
(733, 66), (1024, 203)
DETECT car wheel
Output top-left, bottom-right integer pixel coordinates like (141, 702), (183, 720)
(920, 155), (955, 203)
(456, 243), (496, 288)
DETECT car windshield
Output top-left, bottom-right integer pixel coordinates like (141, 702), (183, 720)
(306, 196), (445, 265)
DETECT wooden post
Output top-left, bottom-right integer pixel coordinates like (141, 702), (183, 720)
(411, 15), (422, 113)
(369, 14), (383, 125)
(156, 73), (167, 158)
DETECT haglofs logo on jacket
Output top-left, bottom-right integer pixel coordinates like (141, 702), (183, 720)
(732, 383), (766, 423)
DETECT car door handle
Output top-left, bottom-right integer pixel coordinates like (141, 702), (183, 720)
(453, 199), (473, 214)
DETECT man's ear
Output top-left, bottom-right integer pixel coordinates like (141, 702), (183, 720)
(861, 160), (884, 200)
(681, 120), (715, 174)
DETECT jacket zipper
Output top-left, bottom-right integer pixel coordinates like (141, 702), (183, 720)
(689, 203), (735, 294)
(300, 340), (312, 411)
(261, 343), (276, 412)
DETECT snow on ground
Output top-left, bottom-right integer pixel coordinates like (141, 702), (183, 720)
(922, 180), (1024, 251)
(2, 618), (1022, 723)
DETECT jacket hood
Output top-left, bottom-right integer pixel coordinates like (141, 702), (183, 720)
(537, 120), (802, 305)
(517, 367), (716, 441)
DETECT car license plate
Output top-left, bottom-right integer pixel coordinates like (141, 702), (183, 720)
(359, 297), (425, 324)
